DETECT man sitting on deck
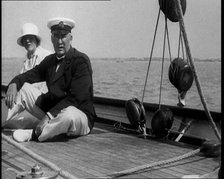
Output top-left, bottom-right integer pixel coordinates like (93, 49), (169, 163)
(4, 17), (96, 142)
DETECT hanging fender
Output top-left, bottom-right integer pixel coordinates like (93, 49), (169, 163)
(125, 98), (146, 129)
(151, 108), (174, 138)
(158, 0), (186, 22)
(168, 57), (194, 92)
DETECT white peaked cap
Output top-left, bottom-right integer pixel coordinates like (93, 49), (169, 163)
(47, 17), (75, 32)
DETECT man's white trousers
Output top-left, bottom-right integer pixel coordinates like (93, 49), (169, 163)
(5, 83), (90, 142)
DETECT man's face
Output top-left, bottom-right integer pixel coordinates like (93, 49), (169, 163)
(51, 30), (72, 57)
(22, 35), (38, 54)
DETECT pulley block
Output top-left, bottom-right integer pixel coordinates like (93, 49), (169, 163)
(151, 108), (174, 138)
(168, 57), (194, 92)
(159, 0), (186, 22)
(125, 98), (146, 129)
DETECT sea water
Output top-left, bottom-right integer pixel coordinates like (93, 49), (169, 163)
(2, 57), (221, 112)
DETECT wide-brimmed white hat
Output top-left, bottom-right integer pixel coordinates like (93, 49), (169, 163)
(17, 23), (41, 46)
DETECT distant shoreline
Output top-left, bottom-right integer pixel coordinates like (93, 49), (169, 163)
(2, 57), (221, 62)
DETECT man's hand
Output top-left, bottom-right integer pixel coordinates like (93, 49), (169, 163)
(5, 83), (18, 109)
(35, 115), (50, 137)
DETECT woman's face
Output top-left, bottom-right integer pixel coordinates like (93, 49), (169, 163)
(22, 35), (38, 54)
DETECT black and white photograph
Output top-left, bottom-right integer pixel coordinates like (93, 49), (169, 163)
(2, 0), (221, 178)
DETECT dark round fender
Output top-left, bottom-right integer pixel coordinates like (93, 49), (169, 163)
(151, 108), (174, 138)
(168, 58), (194, 92)
(125, 98), (146, 128)
(158, 0), (186, 22)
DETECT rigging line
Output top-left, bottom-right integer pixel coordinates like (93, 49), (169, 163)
(180, 29), (186, 60)
(165, 19), (172, 62)
(158, 17), (167, 109)
(178, 28), (181, 58)
(178, 25), (187, 61)
(141, 8), (161, 104)
(176, 0), (221, 142)
(178, 26), (186, 61)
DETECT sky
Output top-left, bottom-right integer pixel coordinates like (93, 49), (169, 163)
(2, 0), (221, 59)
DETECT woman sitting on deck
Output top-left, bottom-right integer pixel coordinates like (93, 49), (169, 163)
(3, 23), (52, 129)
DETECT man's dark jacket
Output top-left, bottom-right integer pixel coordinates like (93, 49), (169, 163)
(10, 47), (96, 130)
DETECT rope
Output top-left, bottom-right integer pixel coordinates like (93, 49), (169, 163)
(180, 30), (186, 61)
(2, 133), (78, 179)
(175, 0), (221, 142)
(178, 29), (181, 58)
(158, 17), (168, 109)
(141, 9), (161, 103)
(165, 19), (172, 62)
(108, 148), (201, 178)
(177, 27), (186, 61)
(114, 122), (139, 134)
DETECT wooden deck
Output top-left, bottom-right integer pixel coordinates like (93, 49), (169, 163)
(2, 121), (220, 179)
(1, 96), (221, 178)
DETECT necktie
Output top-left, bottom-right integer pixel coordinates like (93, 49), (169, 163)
(55, 55), (65, 72)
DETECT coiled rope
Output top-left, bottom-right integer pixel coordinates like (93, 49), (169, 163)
(108, 148), (201, 178)
(2, 133), (78, 179)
